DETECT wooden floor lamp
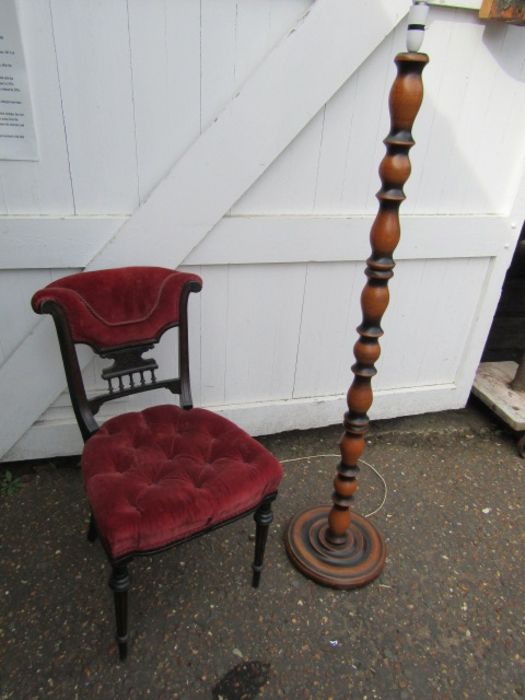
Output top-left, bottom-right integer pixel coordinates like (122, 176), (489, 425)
(285, 2), (430, 588)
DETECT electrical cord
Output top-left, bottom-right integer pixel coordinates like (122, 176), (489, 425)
(279, 453), (387, 518)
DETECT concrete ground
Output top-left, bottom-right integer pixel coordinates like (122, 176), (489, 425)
(0, 400), (523, 699)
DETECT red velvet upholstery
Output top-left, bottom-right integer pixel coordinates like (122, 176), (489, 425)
(31, 267), (202, 350)
(82, 405), (283, 560)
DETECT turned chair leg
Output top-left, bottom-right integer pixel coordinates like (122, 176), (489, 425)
(109, 563), (130, 661)
(86, 513), (98, 542)
(252, 498), (274, 588)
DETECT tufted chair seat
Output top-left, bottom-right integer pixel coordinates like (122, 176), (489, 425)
(83, 405), (283, 560)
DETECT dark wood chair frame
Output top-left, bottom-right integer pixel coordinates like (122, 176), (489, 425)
(40, 279), (277, 660)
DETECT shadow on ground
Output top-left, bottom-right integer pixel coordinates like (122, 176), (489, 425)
(1, 402), (523, 699)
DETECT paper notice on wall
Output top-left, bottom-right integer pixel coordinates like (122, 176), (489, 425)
(0, 1), (38, 160)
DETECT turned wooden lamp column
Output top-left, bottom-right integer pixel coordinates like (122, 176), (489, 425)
(285, 2), (430, 588)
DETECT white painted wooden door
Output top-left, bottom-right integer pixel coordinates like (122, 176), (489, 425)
(1, 1), (524, 460)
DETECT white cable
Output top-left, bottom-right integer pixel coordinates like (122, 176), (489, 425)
(279, 453), (388, 518)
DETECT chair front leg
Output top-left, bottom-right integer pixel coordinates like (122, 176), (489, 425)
(252, 497), (274, 588)
(86, 513), (98, 542)
(109, 563), (130, 661)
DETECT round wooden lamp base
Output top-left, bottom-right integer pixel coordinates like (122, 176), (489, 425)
(284, 506), (386, 589)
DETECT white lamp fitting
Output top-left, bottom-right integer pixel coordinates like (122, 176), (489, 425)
(407, 1), (430, 52)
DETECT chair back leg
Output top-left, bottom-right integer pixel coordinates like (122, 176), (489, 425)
(109, 564), (130, 660)
(252, 497), (274, 588)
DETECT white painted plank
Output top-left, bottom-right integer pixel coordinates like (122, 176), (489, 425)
(235, 18), (401, 215)
(0, 216), (125, 268)
(0, 269), (53, 362)
(236, 9), (525, 218)
(481, 25), (525, 215)
(307, 63), (361, 213)
(185, 214), (512, 265)
(0, 320), (92, 460)
(293, 258), (491, 400)
(0, 214), (511, 269)
(50, 0), (139, 214)
(127, 0), (201, 204)
(410, 10), (525, 215)
(376, 260), (430, 389)
(449, 21), (504, 214)
(292, 261), (362, 398)
(379, 258), (490, 389)
(0, 0), (418, 458)
(200, 0), (237, 131)
(196, 265), (230, 406)
(201, 0), (314, 134)
(231, 110), (326, 214)
(88, 0), (408, 269)
(0, 0), (73, 214)
(221, 263), (306, 404)
(414, 258), (489, 384)
(194, 263), (307, 406)
(229, 1), (329, 214)
(404, 7), (456, 215)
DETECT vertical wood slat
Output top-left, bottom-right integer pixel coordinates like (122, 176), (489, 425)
(293, 257), (491, 399)
(414, 258), (490, 384)
(0, 269), (53, 361)
(0, 0), (73, 215)
(224, 263), (305, 403)
(405, 8), (456, 215)
(231, 112), (325, 214)
(380, 258), (490, 387)
(2, 5), (523, 218)
(49, 0), (139, 214)
(235, 8), (525, 217)
(200, 0), (237, 132)
(201, 0), (314, 134)
(196, 265), (230, 407)
(441, 19), (502, 213)
(208, 0), (318, 214)
(234, 14), (403, 214)
(197, 264), (306, 406)
(468, 24), (525, 214)
(127, 0), (201, 204)
(292, 262), (362, 398)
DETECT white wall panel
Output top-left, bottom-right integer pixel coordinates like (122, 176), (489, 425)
(0, 0), (73, 214)
(292, 257), (491, 400)
(235, 8), (525, 217)
(201, 0), (313, 132)
(50, 0), (139, 214)
(292, 261), (362, 398)
(232, 111), (325, 214)
(127, 0), (201, 204)
(0, 269), (53, 362)
(196, 263), (306, 405)
(196, 265), (230, 406)
(378, 257), (490, 388)
(1, 2), (525, 460)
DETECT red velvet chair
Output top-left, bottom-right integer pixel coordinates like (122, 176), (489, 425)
(31, 267), (283, 660)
